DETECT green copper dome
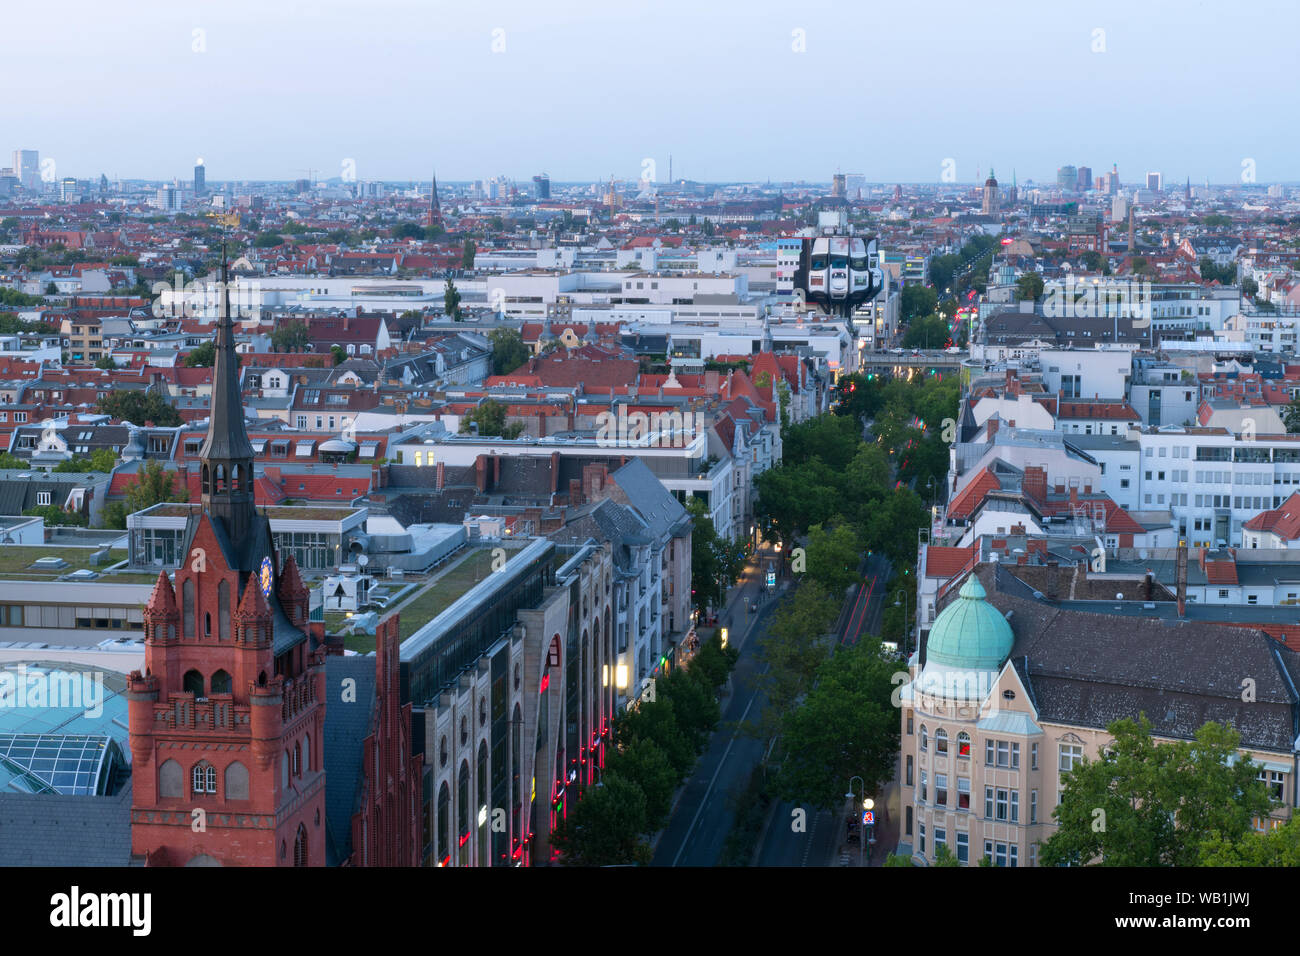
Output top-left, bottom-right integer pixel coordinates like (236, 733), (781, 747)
(925, 576), (1014, 671)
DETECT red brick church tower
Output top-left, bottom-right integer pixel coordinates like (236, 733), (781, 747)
(127, 256), (328, 866)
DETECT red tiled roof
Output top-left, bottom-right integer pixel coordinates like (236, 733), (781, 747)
(1242, 491), (1300, 540)
(925, 545), (978, 579)
(947, 467), (1001, 520)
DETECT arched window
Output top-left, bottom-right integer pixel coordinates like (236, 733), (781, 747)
(225, 761), (249, 799)
(159, 758), (182, 798)
(204, 611), (211, 637)
(957, 731), (971, 758)
(218, 580), (230, 639)
(439, 735), (448, 768)
(479, 697), (487, 727)
(303, 733), (311, 772)
(215, 463), (225, 491)
(477, 740), (488, 810)
(920, 725), (928, 752)
(182, 578), (195, 638)
(230, 463), (239, 492)
(293, 824), (307, 867)
(437, 782), (450, 864)
(282, 750), (290, 791)
(183, 669), (204, 697)
(460, 716), (467, 746)
(935, 729), (949, 756)
(293, 742), (302, 777)
(458, 761), (470, 865)
(191, 761), (216, 795)
(210, 669), (231, 694)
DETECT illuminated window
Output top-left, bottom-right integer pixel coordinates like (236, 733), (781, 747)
(934, 729), (948, 756)
(957, 731), (970, 757)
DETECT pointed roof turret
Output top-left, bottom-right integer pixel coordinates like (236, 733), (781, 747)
(278, 552), (304, 601)
(144, 570), (179, 618)
(235, 573), (271, 622)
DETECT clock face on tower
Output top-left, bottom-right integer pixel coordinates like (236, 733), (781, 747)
(260, 556), (273, 598)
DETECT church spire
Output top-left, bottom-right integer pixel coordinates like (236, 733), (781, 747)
(198, 247), (257, 549)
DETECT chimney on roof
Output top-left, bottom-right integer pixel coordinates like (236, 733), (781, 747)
(1176, 539), (1188, 618)
(435, 460), (444, 492)
(987, 418), (1000, 442)
(475, 454), (488, 493)
(1046, 559), (1059, 600)
(568, 478), (584, 506)
(1144, 569), (1153, 601)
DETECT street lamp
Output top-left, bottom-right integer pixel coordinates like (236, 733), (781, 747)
(895, 592), (911, 657)
(846, 776), (872, 867)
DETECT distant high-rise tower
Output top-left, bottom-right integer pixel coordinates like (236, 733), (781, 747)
(1185, 176), (1191, 200)
(427, 171), (443, 229)
(1108, 163), (1119, 195)
(194, 159), (206, 196)
(532, 173), (551, 200)
(982, 168), (1000, 217)
(1076, 166), (1092, 192)
(13, 150), (39, 191)
(1057, 165), (1078, 193)
(1146, 171), (1162, 192)
(831, 173), (847, 199)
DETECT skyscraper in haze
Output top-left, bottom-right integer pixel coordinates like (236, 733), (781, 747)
(1057, 165), (1078, 192)
(1076, 166), (1092, 191)
(12, 150), (39, 191)
(1146, 171), (1162, 192)
(194, 160), (206, 196)
(532, 173), (551, 199)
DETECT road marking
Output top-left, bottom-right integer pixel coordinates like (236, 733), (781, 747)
(671, 681), (762, 867)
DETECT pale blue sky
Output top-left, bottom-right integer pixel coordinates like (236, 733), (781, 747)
(3, 0), (1294, 185)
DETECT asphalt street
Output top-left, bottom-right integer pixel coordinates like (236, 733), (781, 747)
(652, 549), (895, 867)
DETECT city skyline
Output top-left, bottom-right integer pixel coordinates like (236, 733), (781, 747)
(3, 0), (1296, 184)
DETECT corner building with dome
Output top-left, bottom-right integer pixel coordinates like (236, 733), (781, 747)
(896, 562), (1300, 866)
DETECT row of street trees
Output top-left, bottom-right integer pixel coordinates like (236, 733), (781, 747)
(551, 635), (738, 865)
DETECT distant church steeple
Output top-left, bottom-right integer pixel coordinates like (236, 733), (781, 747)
(428, 170), (443, 229)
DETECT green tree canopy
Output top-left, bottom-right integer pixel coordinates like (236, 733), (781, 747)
(97, 389), (182, 427)
(459, 399), (524, 439)
(444, 279), (462, 320)
(1015, 272), (1045, 301)
(901, 313), (949, 350)
(900, 285), (939, 322)
(551, 774), (651, 866)
(1200, 814), (1300, 866)
(804, 520), (861, 597)
(605, 739), (677, 832)
(1040, 715), (1271, 867)
(488, 327), (530, 376)
(271, 318), (312, 353)
(753, 582), (839, 735)
(773, 640), (901, 811)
